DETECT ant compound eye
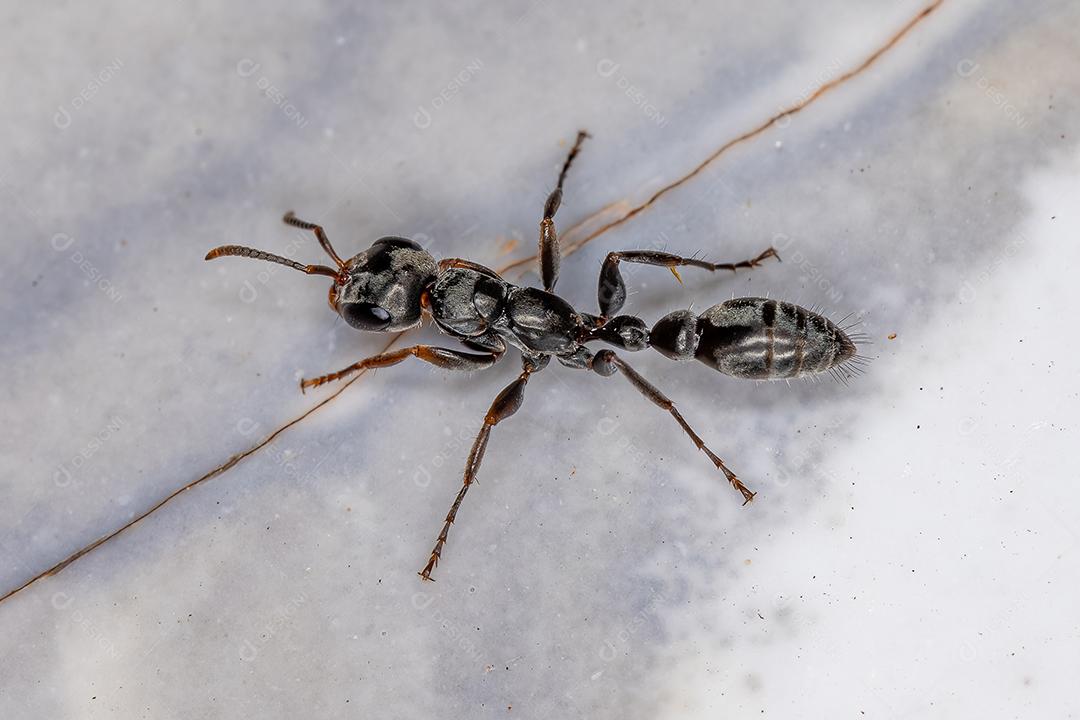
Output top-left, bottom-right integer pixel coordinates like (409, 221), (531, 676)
(341, 302), (393, 331)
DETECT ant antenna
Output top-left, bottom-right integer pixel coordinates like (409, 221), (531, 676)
(204, 245), (341, 279)
(283, 211), (347, 270)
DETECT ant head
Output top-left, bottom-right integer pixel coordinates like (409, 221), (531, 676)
(332, 237), (437, 331)
(205, 224), (437, 333)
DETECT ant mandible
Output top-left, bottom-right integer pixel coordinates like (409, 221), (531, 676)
(206, 131), (863, 581)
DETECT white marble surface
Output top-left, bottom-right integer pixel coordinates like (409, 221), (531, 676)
(2, 0), (1078, 717)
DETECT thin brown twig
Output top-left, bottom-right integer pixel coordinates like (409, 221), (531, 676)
(0, 335), (404, 605)
(0, 0), (945, 605)
(500, 0), (946, 271)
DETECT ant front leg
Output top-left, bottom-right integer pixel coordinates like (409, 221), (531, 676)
(539, 130), (590, 292)
(300, 344), (502, 393)
(589, 349), (756, 504)
(597, 247), (780, 318)
(418, 358), (541, 580)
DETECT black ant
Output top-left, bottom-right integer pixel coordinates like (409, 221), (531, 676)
(205, 131), (864, 581)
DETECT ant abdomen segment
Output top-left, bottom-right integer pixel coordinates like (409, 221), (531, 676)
(651, 298), (858, 380)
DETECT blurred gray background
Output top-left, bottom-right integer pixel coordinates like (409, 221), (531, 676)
(1, 0), (1078, 717)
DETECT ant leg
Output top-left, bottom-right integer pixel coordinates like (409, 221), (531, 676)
(589, 349), (756, 504)
(597, 247), (780, 317)
(418, 362), (537, 580)
(438, 257), (504, 279)
(300, 344), (501, 393)
(539, 130), (590, 292)
(283, 211), (347, 270)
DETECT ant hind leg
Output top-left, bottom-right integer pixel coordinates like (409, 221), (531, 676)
(588, 349), (756, 504)
(597, 247), (780, 318)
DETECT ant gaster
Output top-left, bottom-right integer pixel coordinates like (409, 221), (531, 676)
(205, 132), (864, 581)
